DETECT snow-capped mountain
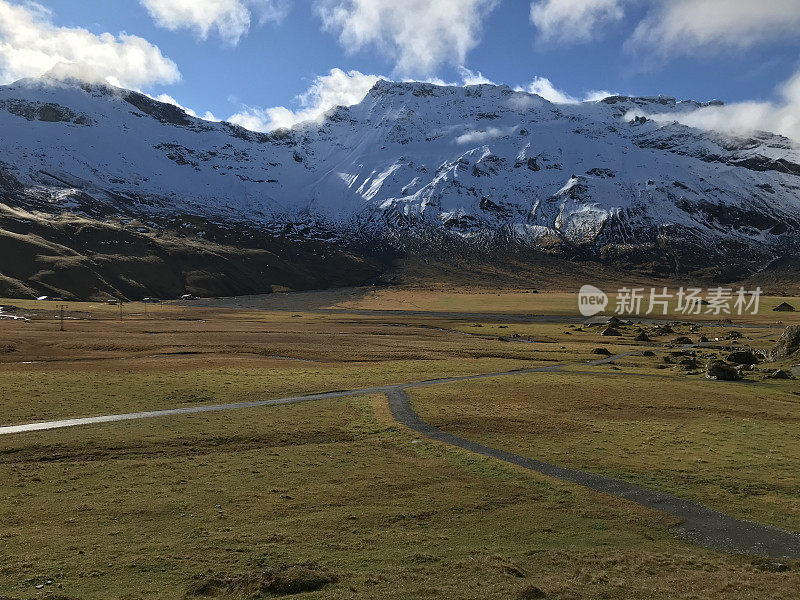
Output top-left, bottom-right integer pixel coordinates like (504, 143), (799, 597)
(2, 77), (799, 276)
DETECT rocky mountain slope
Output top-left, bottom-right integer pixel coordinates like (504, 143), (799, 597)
(1, 77), (799, 298)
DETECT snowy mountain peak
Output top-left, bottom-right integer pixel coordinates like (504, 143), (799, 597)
(1, 77), (799, 276)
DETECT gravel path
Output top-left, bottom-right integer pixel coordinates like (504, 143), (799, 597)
(385, 387), (800, 559)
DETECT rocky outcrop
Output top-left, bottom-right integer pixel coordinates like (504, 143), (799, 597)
(0, 99), (91, 125)
(771, 326), (800, 361)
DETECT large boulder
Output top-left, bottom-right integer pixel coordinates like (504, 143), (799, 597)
(771, 326), (800, 360)
(725, 350), (760, 365)
(773, 302), (796, 312)
(706, 360), (742, 381)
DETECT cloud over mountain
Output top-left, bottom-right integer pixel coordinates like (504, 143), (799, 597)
(315, 0), (498, 76)
(228, 67), (382, 131)
(630, 69), (800, 143)
(0, 0), (179, 88)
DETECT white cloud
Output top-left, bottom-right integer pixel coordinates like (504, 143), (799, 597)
(0, 0), (179, 88)
(525, 76), (575, 103)
(530, 0), (624, 43)
(458, 66), (494, 86)
(631, 0), (800, 54)
(583, 89), (615, 102)
(141, 0), (291, 45)
(629, 70), (800, 142)
(531, 0), (800, 54)
(522, 76), (613, 104)
(400, 68), (493, 88)
(228, 67), (382, 131)
(456, 126), (516, 145)
(316, 0), (498, 76)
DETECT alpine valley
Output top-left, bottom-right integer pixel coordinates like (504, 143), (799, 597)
(1, 77), (799, 299)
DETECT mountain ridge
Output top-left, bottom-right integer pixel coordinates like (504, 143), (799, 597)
(1, 76), (799, 298)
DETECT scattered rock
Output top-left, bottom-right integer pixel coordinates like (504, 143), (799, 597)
(592, 347), (612, 356)
(754, 560), (791, 572)
(698, 335), (709, 343)
(726, 331), (743, 340)
(499, 561), (527, 578)
(634, 332), (650, 342)
(517, 584), (547, 599)
(766, 369), (793, 380)
(706, 360), (742, 381)
(679, 357), (699, 370)
(642, 350), (656, 357)
(601, 327), (622, 337)
(672, 336), (693, 345)
(186, 564), (337, 598)
(725, 350), (760, 365)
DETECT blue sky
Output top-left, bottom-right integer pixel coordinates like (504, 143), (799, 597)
(1, 1), (799, 137)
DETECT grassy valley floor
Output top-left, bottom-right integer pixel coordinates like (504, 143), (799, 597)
(0, 288), (798, 599)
